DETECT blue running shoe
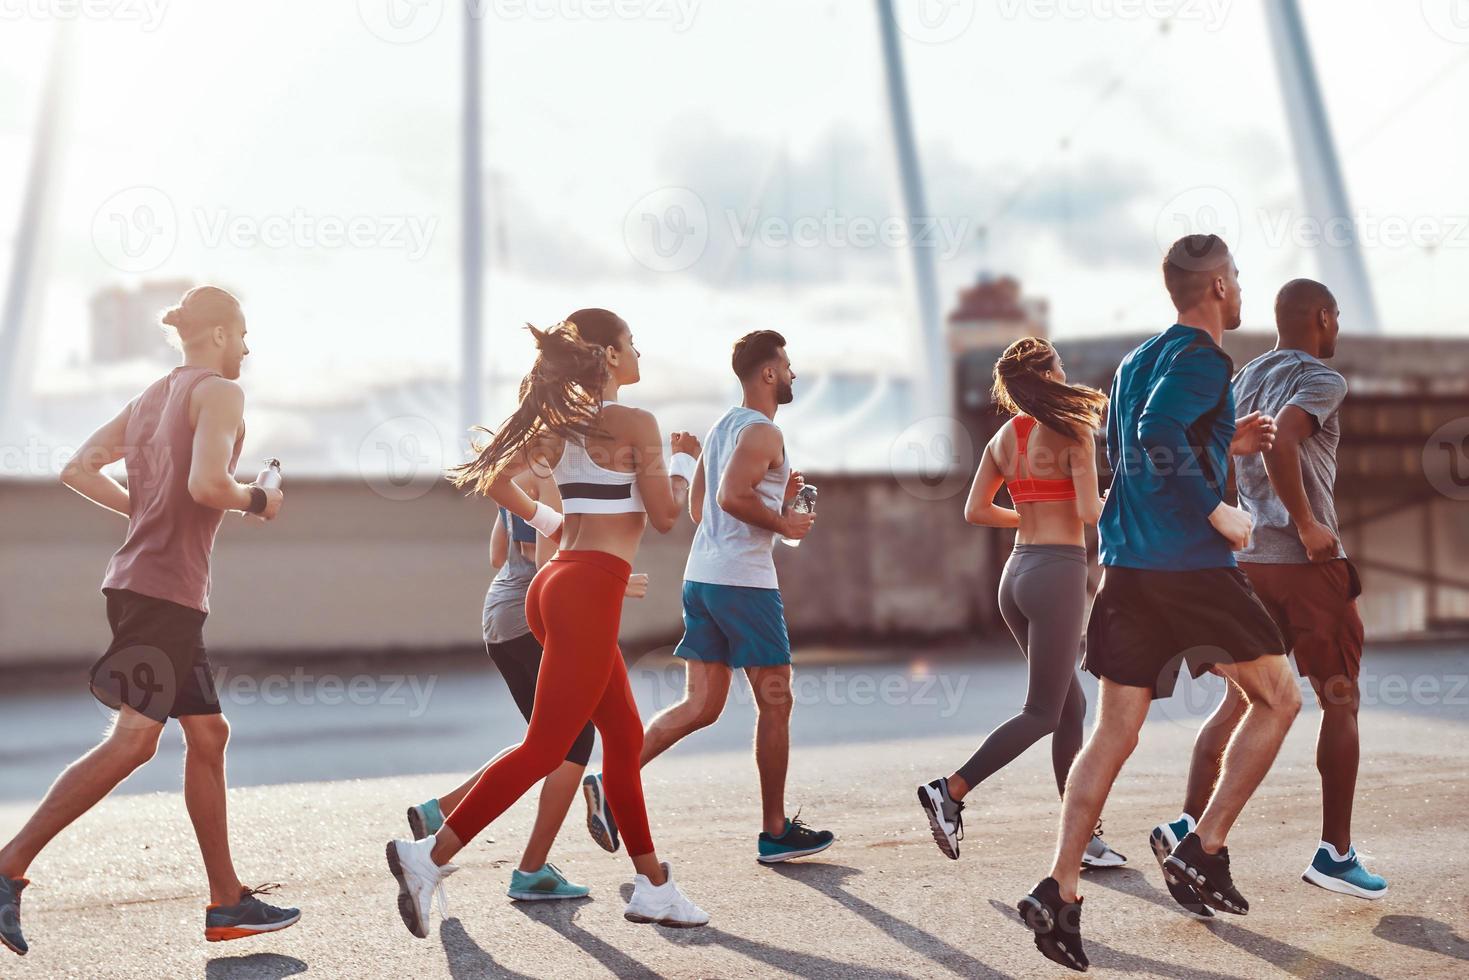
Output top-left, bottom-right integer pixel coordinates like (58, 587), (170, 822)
(508, 863), (591, 901)
(757, 813), (835, 864)
(204, 884), (301, 942)
(1302, 846), (1387, 900)
(0, 876), (28, 956)
(407, 799), (445, 840)
(1150, 818), (1212, 917)
(583, 773), (620, 853)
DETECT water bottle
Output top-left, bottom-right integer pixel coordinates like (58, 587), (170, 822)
(255, 458), (282, 490)
(781, 484), (818, 548)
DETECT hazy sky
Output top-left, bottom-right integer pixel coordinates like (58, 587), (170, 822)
(0, 0), (1465, 397)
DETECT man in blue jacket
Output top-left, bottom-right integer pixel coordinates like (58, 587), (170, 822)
(1018, 235), (1302, 972)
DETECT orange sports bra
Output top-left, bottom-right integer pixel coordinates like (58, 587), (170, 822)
(1006, 416), (1077, 504)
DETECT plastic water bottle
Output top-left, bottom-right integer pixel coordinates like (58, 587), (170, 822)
(781, 484), (818, 548)
(255, 458), (282, 490)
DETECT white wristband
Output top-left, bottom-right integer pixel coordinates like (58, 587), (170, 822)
(668, 452), (697, 485)
(527, 501), (563, 537)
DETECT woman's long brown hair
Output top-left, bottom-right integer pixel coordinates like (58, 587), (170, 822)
(450, 309), (627, 495)
(991, 337), (1107, 439)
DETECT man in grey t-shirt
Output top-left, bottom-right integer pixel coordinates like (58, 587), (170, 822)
(1167, 279), (1386, 900)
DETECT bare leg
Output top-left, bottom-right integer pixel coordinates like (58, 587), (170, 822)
(0, 707), (162, 879)
(639, 661), (731, 768)
(1194, 657), (1302, 852)
(517, 760), (586, 873)
(1311, 674), (1360, 852)
(1046, 680), (1152, 902)
(436, 743), (517, 816)
(179, 714), (246, 906)
(1181, 677), (1248, 821)
(746, 665), (793, 837)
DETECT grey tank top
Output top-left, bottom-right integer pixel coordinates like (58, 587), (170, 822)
(683, 406), (789, 590)
(482, 508), (536, 644)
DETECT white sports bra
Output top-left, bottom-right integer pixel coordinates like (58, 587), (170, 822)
(553, 405), (645, 515)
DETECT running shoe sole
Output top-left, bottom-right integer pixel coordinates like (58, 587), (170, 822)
(756, 837), (836, 864)
(205, 914), (301, 942)
(508, 890), (590, 902)
(385, 841), (428, 939)
(0, 934), (24, 957)
(1150, 826), (1213, 918)
(583, 776), (620, 854)
(916, 786), (959, 860)
(1163, 852), (1248, 915)
(1016, 894), (1087, 973)
(1081, 848), (1126, 869)
(406, 806), (427, 841)
(1301, 865), (1388, 900)
(623, 910), (707, 928)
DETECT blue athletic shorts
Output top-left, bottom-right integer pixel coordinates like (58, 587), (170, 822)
(673, 581), (791, 669)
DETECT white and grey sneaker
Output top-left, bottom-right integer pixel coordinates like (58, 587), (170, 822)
(917, 777), (964, 860)
(1081, 821), (1127, 868)
(385, 836), (458, 939)
(623, 863), (708, 928)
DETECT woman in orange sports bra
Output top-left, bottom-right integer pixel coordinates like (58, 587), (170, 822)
(917, 337), (1126, 867)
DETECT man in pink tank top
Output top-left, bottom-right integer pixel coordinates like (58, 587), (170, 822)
(0, 287), (300, 959)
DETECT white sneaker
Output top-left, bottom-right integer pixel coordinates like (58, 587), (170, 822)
(1082, 834), (1128, 868)
(386, 836), (458, 939)
(917, 778), (963, 860)
(623, 863), (709, 928)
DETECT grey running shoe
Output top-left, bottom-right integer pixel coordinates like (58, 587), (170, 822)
(1081, 820), (1127, 868)
(204, 884), (301, 942)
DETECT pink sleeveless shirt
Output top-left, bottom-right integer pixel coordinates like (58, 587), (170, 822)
(101, 367), (244, 613)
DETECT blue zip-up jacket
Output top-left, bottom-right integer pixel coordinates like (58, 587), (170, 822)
(1099, 324), (1237, 571)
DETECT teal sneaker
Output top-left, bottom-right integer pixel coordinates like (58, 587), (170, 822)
(407, 799), (445, 840)
(757, 814), (835, 864)
(507, 863), (591, 902)
(1302, 845), (1387, 900)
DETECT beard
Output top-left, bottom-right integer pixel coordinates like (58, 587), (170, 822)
(776, 380), (794, 405)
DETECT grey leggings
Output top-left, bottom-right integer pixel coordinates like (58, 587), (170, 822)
(956, 545), (1088, 797)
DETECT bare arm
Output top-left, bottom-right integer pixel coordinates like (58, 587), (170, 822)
(60, 403), (135, 517)
(715, 423), (804, 537)
(187, 379), (262, 514)
(532, 470), (561, 568)
(1067, 430), (1105, 526)
(964, 432), (1020, 528)
(629, 408), (696, 534)
(1261, 405), (1338, 561)
(689, 456), (705, 525)
(489, 508), (509, 570)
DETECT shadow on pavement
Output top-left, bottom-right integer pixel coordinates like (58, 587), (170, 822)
(441, 917), (539, 980)
(1373, 915), (1469, 962)
(205, 953), (308, 979)
(510, 901), (666, 979)
(768, 862), (1012, 979)
(1083, 868), (1384, 980)
(659, 926), (919, 979)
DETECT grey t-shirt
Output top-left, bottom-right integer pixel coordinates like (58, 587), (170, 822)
(482, 508), (536, 644)
(1232, 348), (1348, 564)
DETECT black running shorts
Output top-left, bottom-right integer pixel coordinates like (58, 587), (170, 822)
(1082, 566), (1285, 700)
(90, 588), (221, 723)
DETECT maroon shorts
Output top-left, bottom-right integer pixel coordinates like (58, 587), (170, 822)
(1238, 560), (1364, 684)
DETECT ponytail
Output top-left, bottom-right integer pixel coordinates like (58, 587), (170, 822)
(991, 337), (1107, 439)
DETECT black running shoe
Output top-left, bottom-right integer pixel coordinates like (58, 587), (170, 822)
(1017, 877), (1088, 972)
(582, 773), (620, 853)
(757, 812), (835, 864)
(1164, 833), (1249, 915)
(0, 876), (28, 956)
(1149, 822), (1213, 917)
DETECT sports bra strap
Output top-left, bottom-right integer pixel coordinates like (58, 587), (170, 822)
(1013, 415), (1036, 481)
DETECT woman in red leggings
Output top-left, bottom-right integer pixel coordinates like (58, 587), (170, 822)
(386, 308), (709, 937)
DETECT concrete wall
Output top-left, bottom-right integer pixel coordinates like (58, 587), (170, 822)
(0, 475), (997, 667)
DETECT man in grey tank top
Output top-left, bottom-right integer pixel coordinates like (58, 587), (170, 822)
(620, 331), (835, 863)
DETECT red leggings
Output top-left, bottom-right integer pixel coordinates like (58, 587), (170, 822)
(443, 550), (654, 856)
